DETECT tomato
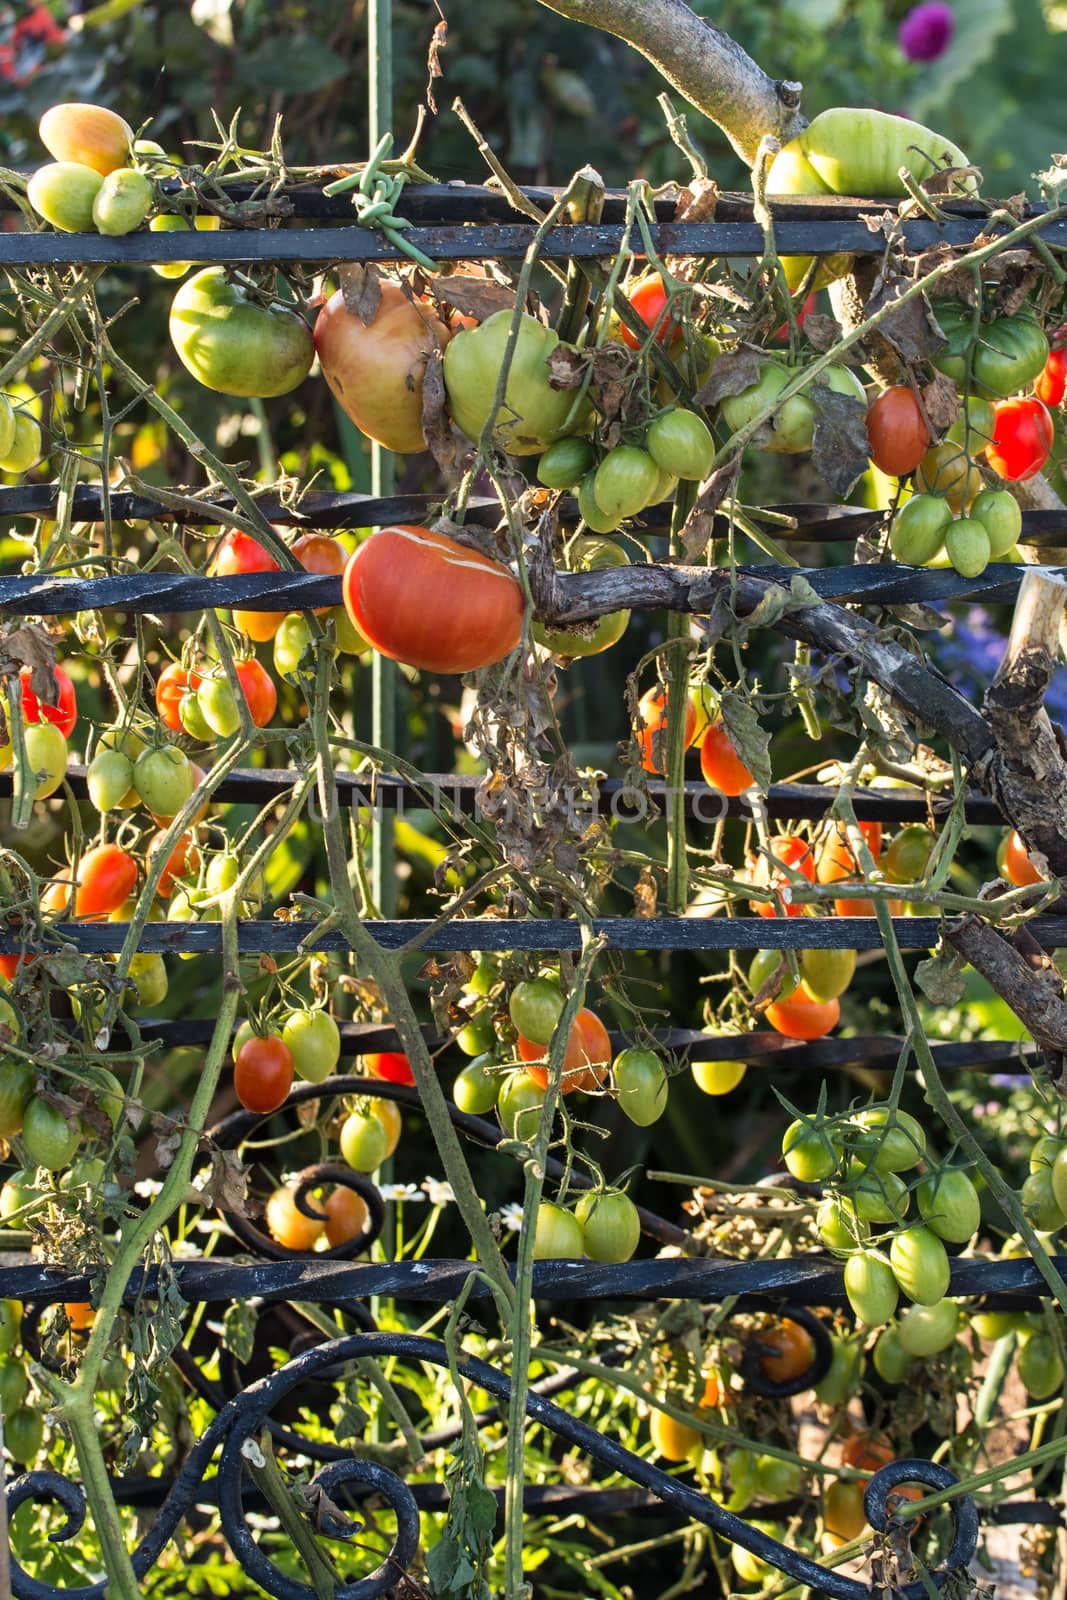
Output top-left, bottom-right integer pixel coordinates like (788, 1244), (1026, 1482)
(575, 1188), (640, 1262)
(889, 493), (951, 565)
(915, 442), (982, 511)
(1021, 1167), (1065, 1233)
(0, 1060), (34, 1138)
(646, 409), (715, 481)
(363, 1051), (414, 1086)
(128, 951), (168, 1009)
(1018, 1331), (1064, 1399)
(817, 1194), (867, 1253)
(823, 1480), (867, 1548)
(973, 314), (1051, 399)
(198, 677), (240, 737)
(315, 281), (450, 454)
(156, 663), (202, 733)
(769, 107), (969, 200)
(339, 1110), (388, 1171)
(73, 843), (137, 918)
(509, 977), (564, 1046)
(456, 1012), (495, 1056)
(815, 820), (881, 881)
(519, 1007), (610, 1094)
(756, 1318), (815, 1384)
(273, 614), (314, 678)
(281, 1009), (341, 1085)
(453, 1055), (500, 1116)
(23, 723), (67, 798)
(214, 529), (283, 643)
(945, 516), (991, 579)
(649, 1406), (701, 1462)
(971, 1310), (1025, 1342)
(266, 1185), (325, 1252)
(889, 1226), (950, 1305)
(233, 1035), (293, 1115)
(840, 1430), (893, 1479)
(87, 750), (135, 813)
(333, 605), (369, 656)
(1051, 1146), (1067, 1217)
(916, 1167), (981, 1243)
(6, 1406), (44, 1464)
(149, 212), (222, 280)
(593, 446), (660, 519)
(844, 1249), (899, 1327)
(872, 1327), (913, 1383)
(39, 103), (132, 175)
(985, 396), (1054, 482)
(342, 526), (523, 675)
(533, 1201), (584, 1260)
(849, 1107), (925, 1174)
(146, 830), (197, 900)
(443, 309), (589, 454)
(497, 1070), (546, 1139)
(637, 685), (698, 775)
(699, 723), (755, 796)
(620, 275), (673, 349)
(1031, 1134), (1066, 1173)
(536, 436), (596, 489)
(324, 1186), (370, 1248)
(27, 162), (103, 230)
(1036, 345), (1067, 407)
(691, 1058), (747, 1096)
(720, 362), (865, 454)
(884, 825), (936, 885)
(0, 1301), (20, 1357)
(533, 536), (630, 659)
(866, 385), (930, 477)
(814, 1338), (861, 1406)
(614, 1047), (668, 1124)
(368, 1097), (402, 1159)
(751, 834), (815, 917)
(235, 658), (277, 727)
(0, 412), (42, 475)
(720, 361), (790, 439)
(291, 533), (345, 616)
(799, 947), (855, 1004)
(576, 472), (620, 534)
(20, 664), (76, 739)
(134, 745), (193, 817)
(170, 268), (315, 399)
(0, 1174), (38, 1224)
(22, 1097), (81, 1170)
(852, 1165), (908, 1224)
(92, 167), (152, 235)
(781, 1119), (840, 1182)
(64, 1302), (96, 1332)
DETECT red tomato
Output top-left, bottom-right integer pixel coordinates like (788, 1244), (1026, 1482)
(73, 843), (137, 918)
(213, 529), (283, 642)
(363, 1051), (415, 1086)
(0, 949), (32, 981)
(235, 658), (277, 727)
(636, 686), (698, 775)
(20, 664), (76, 739)
(1003, 830), (1044, 887)
(1035, 347), (1067, 408)
(234, 1035), (294, 1114)
(156, 663), (202, 733)
(985, 396), (1054, 482)
(865, 386), (930, 477)
(699, 723), (755, 796)
(841, 1430), (894, 1485)
(519, 1007), (610, 1094)
(292, 533), (346, 616)
(342, 526), (524, 675)
(751, 834), (816, 918)
(620, 275), (674, 349)
(147, 830), (199, 898)
(765, 990), (840, 1040)
(773, 291), (817, 343)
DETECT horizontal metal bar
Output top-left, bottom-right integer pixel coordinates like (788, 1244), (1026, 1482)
(11, 915), (1067, 954)
(0, 215), (1061, 267)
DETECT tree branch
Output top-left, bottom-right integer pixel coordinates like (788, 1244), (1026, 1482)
(534, 0), (804, 164)
(944, 915), (1067, 1085)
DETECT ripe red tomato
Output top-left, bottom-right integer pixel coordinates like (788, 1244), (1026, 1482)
(20, 664), (76, 739)
(324, 1186), (370, 1247)
(636, 686), (698, 775)
(699, 723), (755, 796)
(1003, 829), (1044, 887)
(751, 834), (815, 917)
(865, 385), (930, 477)
(235, 658), (277, 727)
(1036, 346), (1067, 408)
(213, 529), (284, 643)
(147, 829), (199, 898)
(773, 290), (817, 343)
(363, 1051), (415, 1086)
(985, 396), (1054, 482)
(620, 275), (674, 349)
(234, 1035), (294, 1114)
(73, 843), (137, 918)
(156, 663), (202, 733)
(342, 526), (524, 675)
(765, 990), (840, 1040)
(814, 821), (885, 917)
(292, 533), (345, 616)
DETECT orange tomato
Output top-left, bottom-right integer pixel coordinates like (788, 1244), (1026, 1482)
(824, 1480), (867, 1547)
(147, 830), (199, 898)
(292, 532), (346, 616)
(265, 1185), (325, 1251)
(756, 1318), (816, 1383)
(64, 1301), (96, 1330)
(519, 1007), (611, 1093)
(636, 685), (698, 775)
(699, 723), (755, 796)
(1003, 830), (1044, 887)
(841, 1430), (894, 1485)
(765, 990), (840, 1041)
(750, 834), (815, 918)
(324, 1186), (370, 1247)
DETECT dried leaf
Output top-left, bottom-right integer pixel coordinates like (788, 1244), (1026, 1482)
(718, 691), (772, 792)
(678, 456), (741, 561)
(920, 372), (960, 435)
(673, 177), (719, 224)
(200, 1147), (253, 1215)
(589, 343), (636, 434)
(633, 864), (658, 918)
(742, 572), (821, 631)
(914, 945), (965, 1007)
(994, 263), (1040, 318)
(694, 346), (763, 408)
(802, 313), (842, 353)
(861, 210), (897, 237)
(153, 1121), (183, 1171)
(809, 381), (870, 498)
(338, 262), (382, 323)
(421, 350), (459, 474)
(922, 163), (981, 197)
(296, 1480), (363, 1539)
(866, 279), (946, 365)
(0, 625), (57, 720)
(545, 343), (589, 392)
(428, 276), (516, 323)
(425, 16), (447, 114)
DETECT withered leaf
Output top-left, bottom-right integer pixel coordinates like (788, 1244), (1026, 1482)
(861, 210), (897, 237)
(922, 163), (982, 197)
(633, 864), (658, 918)
(920, 372), (960, 435)
(914, 945), (965, 1007)
(672, 177), (719, 224)
(545, 343), (590, 392)
(200, 1147), (253, 1216)
(994, 263), (1040, 317)
(809, 381), (870, 499)
(678, 456), (741, 562)
(694, 347), (763, 408)
(427, 275), (516, 323)
(718, 691), (772, 792)
(152, 1120), (182, 1171)
(1, 625), (57, 720)
(867, 279), (946, 365)
(425, 16), (447, 115)
(802, 313), (842, 353)
(420, 350), (458, 474)
(589, 343), (635, 430)
(296, 1480), (363, 1539)
(338, 262), (382, 323)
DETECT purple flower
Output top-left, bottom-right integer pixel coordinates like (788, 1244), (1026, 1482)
(898, 2), (954, 61)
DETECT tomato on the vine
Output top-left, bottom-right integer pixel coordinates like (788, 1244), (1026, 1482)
(324, 1186), (370, 1247)
(134, 745), (193, 818)
(363, 1051), (414, 1086)
(699, 723), (755, 796)
(532, 1200), (584, 1259)
(266, 1185), (325, 1251)
(509, 977), (564, 1045)
(281, 1009), (341, 1084)
(234, 1035), (293, 1115)
(73, 843), (137, 918)
(574, 1188), (640, 1262)
(292, 532), (345, 615)
(519, 1007), (610, 1093)
(235, 658), (277, 727)
(755, 1318), (815, 1383)
(865, 385), (930, 477)
(637, 685), (698, 775)
(22, 1097), (81, 1170)
(750, 834), (815, 917)
(339, 1109), (389, 1172)
(613, 1047), (668, 1125)
(1001, 829), (1044, 887)
(147, 830), (199, 899)
(156, 662), (201, 733)
(985, 396), (1054, 482)
(170, 267), (314, 399)
(215, 529), (283, 643)
(1036, 345), (1067, 407)
(766, 990), (840, 1040)
(0, 1060), (34, 1139)
(619, 274), (674, 349)
(20, 664), (76, 739)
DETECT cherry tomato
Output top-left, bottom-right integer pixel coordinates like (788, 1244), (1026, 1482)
(292, 532), (346, 616)
(233, 1035), (293, 1115)
(156, 662), (202, 733)
(844, 1249), (899, 1327)
(755, 1318), (815, 1383)
(1018, 1330), (1065, 1398)
(6, 1405), (44, 1464)
(574, 1188), (640, 1262)
(767, 990), (839, 1040)
(497, 1069), (546, 1139)
(636, 685), (698, 775)
(0, 1299), (22, 1354)
(23, 722), (67, 798)
(147, 830), (199, 899)
(799, 946), (856, 1003)
(750, 834), (815, 918)
(0, 1060), (34, 1138)
(1036, 345), (1067, 407)
(532, 1200), (584, 1259)
(781, 1118), (840, 1181)
(691, 1059), (747, 1095)
(866, 385), (930, 477)
(453, 1055), (499, 1116)
(281, 1009), (341, 1085)
(852, 1166), (908, 1224)
(620, 274), (674, 349)
(235, 658), (277, 728)
(699, 723), (755, 796)
(849, 1106), (926, 1172)
(1002, 829), (1044, 886)
(824, 1481), (868, 1548)
(519, 1007), (611, 1093)
(324, 1186), (370, 1247)
(649, 1407), (701, 1462)
(64, 1302), (96, 1332)
(39, 102), (132, 175)
(22, 1096), (81, 1170)
(363, 1051), (414, 1086)
(985, 395), (1054, 482)
(889, 1225), (950, 1305)
(915, 1166), (981, 1243)
(368, 1097), (402, 1159)
(134, 745), (194, 819)
(509, 977), (564, 1046)
(339, 1110), (388, 1171)
(265, 1185), (325, 1251)
(73, 843), (137, 918)
(20, 663), (76, 739)
(613, 1047), (668, 1125)
(883, 824), (936, 884)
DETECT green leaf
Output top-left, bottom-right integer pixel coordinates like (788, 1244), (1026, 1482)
(718, 690), (773, 791)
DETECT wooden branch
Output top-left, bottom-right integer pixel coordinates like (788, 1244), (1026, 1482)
(945, 915), (1067, 1083)
(533, 0), (804, 164)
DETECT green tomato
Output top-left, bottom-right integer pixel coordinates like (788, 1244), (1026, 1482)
(883, 829), (936, 890)
(497, 1070), (546, 1139)
(508, 977), (564, 1046)
(0, 1173), (38, 1224)
(453, 1054), (500, 1116)
(769, 108), (970, 200)
(753, 1453), (804, 1500)
(576, 471), (621, 533)
(6, 1405), (43, 1464)
(179, 690), (214, 742)
(1031, 1134), (1067, 1173)
(719, 361), (790, 440)
(1051, 1147), (1067, 1218)
(87, 749), (135, 812)
(466, 955), (500, 999)
(844, 1249), (899, 1327)
(330, 604), (371, 655)
(773, 365), (867, 454)
(813, 1338), (861, 1406)
(23, 723), (67, 799)
(0, 412), (42, 475)
(889, 494), (952, 566)
(231, 1018), (257, 1063)
(455, 1011), (496, 1057)
(91, 168), (153, 235)
(593, 445), (660, 520)
(536, 436), (596, 489)
(22, 1097), (81, 1171)
(945, 396), (996, 449)
(0, 1060), (35, 1140)
(170, 268), (314, 399)
(533, 535), (630, 658)
(338, 1111), (388, 1173)
(0, 395), (14, 461)
(0, 1300), (21, 1355)
(971, 1309), (1025, 1341)
(872, 1325), (915, 1383)
(730, 1530), (777, 1586)
(575, 1188), (640, 1262)
(945, 517), (990, 580)
(782, 1119), (840, 1183)
(816, 1193), (868, 1253)
(128, 952), (168, 1009)
(848, 1107), (925, 1173)
(889, 1226), (950, 1306)
(281, 1009), (341, 1085)
(972, 312), (1050, 399)
(711, 1445), (758, 1512)
(851, 1164), (909, 1225)
(799, 947), (856, 1004)
(646, 409), (715, 481)
(0, 1355), (28, 1415)
(273, 613), (315, 679)
(1022, 1167), (1066, 1233)
(930, 300), (977, 386)
(134, 745), (193, 817)
(27, 161), (104, 231)
(748, 948), (797, 1002)
(1018, 1330), (1064, 1399)
(614, 1047), (668, 1125)
(916, 1167), (981, 1244)
(197, 678), (241, 738)
(149, 212), (221, 280)
(971, 488), (1023, 559)
(690, 1058), (746, 1096)
(532, 1201), (584, 1260)
(443, 310), (590, 455)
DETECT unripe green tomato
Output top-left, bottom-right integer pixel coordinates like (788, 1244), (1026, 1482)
(330, 604), (371, 655)
(508, 977), (564, 1046)
(916, 1167), (981, 1244)
(972, 312), (1050, 399)
(1030, 1134), (1066, 1173)
(731, 1531), (777, 1585)
(198, 678), (241, 737)
(782, 1119), (839, 1182)
(775, 366), (867, 454)
(648, 464), (678, 504)
(0, 1300), (21, 1355)
(442, 310), (590, 455)
(720, 361), (790, 438)
(851, 1164), (908, 1225)
(0, 412), (42, 475)
(0, 395), (15, 460)
(896, 1297), (960, 1356)
(281, 1009), (341, 1084)
(816, 1193), (868, 1252)
(532, 1200), (584, 1260)
(536, 436), (596, 489)
(179, 691), (213, 742)
(1021, 1166), (1066, 1233)
(455, 1011), (496, 1057)
(273, 614), (315, 679)
(576, 471), (621, 533)
(748, 948), (797, 1002)
(770, 108), (970, 199)
(970, 488), (1022, 559)
(0, 1060), (35, 1139)
(128, 951), (168, 1008)
(945, 516), (991, 579)
(92, 168), (153, 235)
(497, 1069), (546, 1139)
(645, 409), (715, 481)
(945, 396), (995, 449)
(23, 723), (67, 798)
(614, 1047), (668, 1124)
(1052, 1147), (1067, 1218)
(813, 1337), (860, 1406)
(872, 1325), (914, 1383)
(0, 1355), (28, 1415)
(889, 494), (952, 566)
(971, 1309), (1025, 1341)
(714, 1445), (759, 1512)
(22, 1097), (81, 1170)
(231, 1018), (256, 1063)
(593, 446), (660, 519)
(6, 1405), (44, 1464)
(87, 749), (135, 812)
(849, 1106), (926, 1171)
(753, 1453), (804, 1500)
(0, 1173), (38, 1224)
(844, 1249), (899, 1327)
(452, 1054), (500, 1116)
(889, 1226), (951, 1305)
(134, 744), (193, 817)
(690, 1058), (747, 1096)
(799, 946), (856, 1003)
(575, 1188), (641, 1262)
(1018, 1330), (1064, 1399)
(149, 212), (221, 280)
(339, 1110), (388, 1172)
(466, 955), (501, 998)
(533, 534), (630, 659)
(27, 161), (104, 231)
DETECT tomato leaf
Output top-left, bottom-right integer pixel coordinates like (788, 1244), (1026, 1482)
(718, 691), (772, 792)
(694, 346), (762, 408)
(920, 372), (961, 435)
(915, 945), (967, 1008)
(802, 313), (843, 353)
(421, 348), (462, 474)
(678, 456), (741, 562)
(427, 275), (516, 323)
(338, 262), (381, 323)
(809, 382), (869, 498)
(866, 278), (947, 366)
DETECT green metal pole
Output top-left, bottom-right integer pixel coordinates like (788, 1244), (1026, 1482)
(368, 0), (397, 918)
